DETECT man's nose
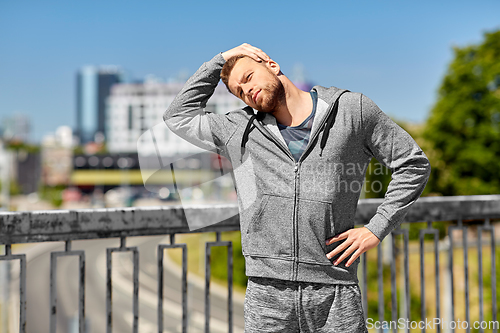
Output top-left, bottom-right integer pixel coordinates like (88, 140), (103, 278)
(244, 86), (253, 99)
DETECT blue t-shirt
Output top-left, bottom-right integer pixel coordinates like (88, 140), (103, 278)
(277, 90), (318, 162)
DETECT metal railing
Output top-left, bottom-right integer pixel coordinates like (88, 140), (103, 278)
(1, 195), (499, 333)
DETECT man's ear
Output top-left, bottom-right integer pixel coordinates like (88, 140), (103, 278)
(265, 59), (280, 75)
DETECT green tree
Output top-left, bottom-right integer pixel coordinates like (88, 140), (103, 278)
(423, 29), (500, 195)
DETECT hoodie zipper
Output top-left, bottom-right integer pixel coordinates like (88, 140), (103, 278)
(292, 161), (300, 279)
(291, 89), (347, 280)
(251, 120), (298, 278)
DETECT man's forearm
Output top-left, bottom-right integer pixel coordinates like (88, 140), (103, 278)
(163, 53), (225, 126)
(162, 53), (230, 152)
(364, 155), (431, 241)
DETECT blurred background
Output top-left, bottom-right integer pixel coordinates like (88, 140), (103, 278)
(1, 0), (500, 209)
(1, 1), (500, 332)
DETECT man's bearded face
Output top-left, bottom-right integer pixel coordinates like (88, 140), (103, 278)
(228, 57), (286, 113)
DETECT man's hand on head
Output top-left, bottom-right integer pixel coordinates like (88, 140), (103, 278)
(325, 226), (381, 267)
(221, 43), (270, 63)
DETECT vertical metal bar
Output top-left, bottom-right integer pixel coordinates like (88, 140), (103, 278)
(158, 242), (188, 333)
(205, 237), (233, 333)
(448, 225), (457, 332)
(420, 222), (441, 333)
(377, 242), (384, 333)
(50, 252), (57, 333)
(488, 220), (498, 333)
(182, 243), (188, 333)
(106, 248), (113, 333)
(19, 255), (27, 333)
(478, 224), (484, 332)
(47, 248), (86, 333)
(79, 252), (86, 333)
(0, 253), (27, 333)
(205, 242), (211, 333)
(133, 248), (139, 333)
(391, 227), (409, 333)
(419, 228), (426, 333)
(434, 229), (441, 333)
(362, 251), (368, 321)
(390, 232), (397, 333)
(403, 229), (410, 333)
(227, 242), (233, 333)
(157, 245), (164, 333)
(463, 225), (470, 333)
(106, 240), (139, 333)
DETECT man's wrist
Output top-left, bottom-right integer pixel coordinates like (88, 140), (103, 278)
(203, 53), (226, 79)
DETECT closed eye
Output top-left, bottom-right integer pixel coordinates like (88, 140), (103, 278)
(238, 73), (253, 99)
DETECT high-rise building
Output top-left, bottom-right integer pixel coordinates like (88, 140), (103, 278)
(76, 66), (122, 144)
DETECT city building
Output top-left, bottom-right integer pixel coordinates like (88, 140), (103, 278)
(41, 126), (74, 187)
(105, 78), (246, 155)
(76, 66), (122, 144)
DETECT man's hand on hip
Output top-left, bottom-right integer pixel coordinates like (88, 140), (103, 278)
(325, 226), (381, 267)
(221, 43), (270, 62)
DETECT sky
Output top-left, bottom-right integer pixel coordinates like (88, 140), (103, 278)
(1, 0), (499, 142)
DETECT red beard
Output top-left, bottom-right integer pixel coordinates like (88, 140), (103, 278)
(255, 76), (286, 113)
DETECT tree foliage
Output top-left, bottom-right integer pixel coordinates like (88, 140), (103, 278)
(423, 29), (500, 195)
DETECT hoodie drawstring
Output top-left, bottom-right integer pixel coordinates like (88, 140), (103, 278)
(240, 111), (265, 162)
(319, 90), (349, 157)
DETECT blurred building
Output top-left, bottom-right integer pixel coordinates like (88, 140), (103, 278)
(12, 149), (41, 194)
(105, 79), (246, 155)
(0, 144), (41, 195)
(76, 66), (123, 144)
(41, 126), (74, 186)
(1, 114), (31, 142)
(0, 114), (39, 195)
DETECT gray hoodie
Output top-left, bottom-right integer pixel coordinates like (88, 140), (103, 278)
(163, 53), (431, 285)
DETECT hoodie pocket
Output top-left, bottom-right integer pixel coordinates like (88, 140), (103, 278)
(243, 193), (294, 258)
(296, 198), (336, 265)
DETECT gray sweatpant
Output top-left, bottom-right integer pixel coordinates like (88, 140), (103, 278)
(244, 276), (368, 333)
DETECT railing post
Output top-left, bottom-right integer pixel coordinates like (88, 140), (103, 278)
(157, 234), (188, 333)
(49, 240), (86, 333)
(106, 237), (139, 333)
(478, 218), (498, 333)
(377, 241), (384, 333)
(204, 231), (233, 333)
(419, 221), (441, 333)
(447, 223), (457, 332)
(360, 251), (368, 321)
(391, 226), (409, 333)
(0, 244), (26, 333)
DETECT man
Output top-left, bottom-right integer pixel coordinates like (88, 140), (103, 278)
(164, 43), (431, 332)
